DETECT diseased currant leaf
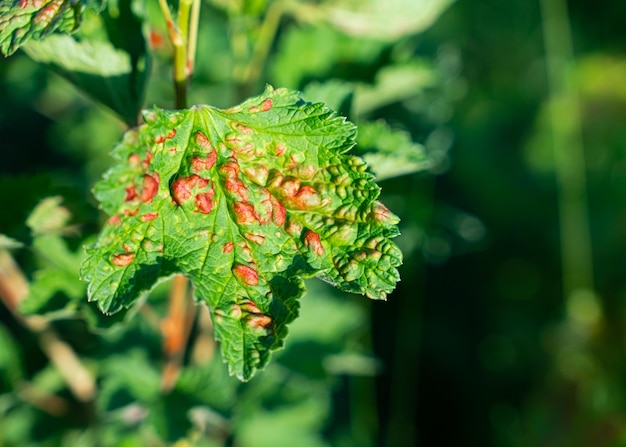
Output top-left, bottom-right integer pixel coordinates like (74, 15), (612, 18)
(0, 0), (102, 56)
(81, 86), (402, 380)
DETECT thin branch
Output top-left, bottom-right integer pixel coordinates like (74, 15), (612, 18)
(17, 381), (71, 417)
(190, 304), (215, 366)
(187, 0), (201, 78)
(242, 1), (284, 88)
(160, 275), (196, 393)
(157, 0), (182, 46)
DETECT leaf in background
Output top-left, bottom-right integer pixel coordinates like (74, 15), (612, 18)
(81, 86), (402, 380)
(355, 120), (431, 180)
(270, 24), (386, 89)
(0, 325), (23, 388)
(353, 61), (438, 116)
(19, 197), (86, 315)
(18, 236), (86, 315)
(0, 234), (23, 249)
(275, 280), (369, 378)
(323, 0), (455, 41)
(302, 80), (432, 179)
(26, 195), (70, 235)
(22, 0), (149, 125)
(0, 0), (102, 56)
(232, 363), (333, 447)
(302, 79), (354, 118)
(235, 396), (331, 447)
(97, 351), (162, 413)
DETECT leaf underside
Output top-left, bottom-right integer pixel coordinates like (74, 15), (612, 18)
(80, 86), (402, 380)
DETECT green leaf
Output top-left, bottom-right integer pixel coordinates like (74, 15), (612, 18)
(0, 0), (102, 57)
(0, 325), (23, 387)
(22, 0), (149, 125)
(353, 61), (438, 115)
(270, 24), (386, 89)
(97, 350), (162, 411)
(235, 397), (331, 447)
(355, 120), (431, 180)
(0, 234), (23, 249)
(323, 0), (455, 41)
(19, 234), (86, 316)
(26, 195), (71, 235)
(19, 197), (86, 315)
(81, 86), (402, 380)
(302, 79), (354, 118)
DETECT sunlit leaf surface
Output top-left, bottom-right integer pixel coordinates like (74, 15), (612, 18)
(81, 86), (402, 380)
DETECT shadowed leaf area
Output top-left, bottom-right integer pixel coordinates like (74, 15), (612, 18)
(80, 86), (402, 380)
(0, 0), (103, 56)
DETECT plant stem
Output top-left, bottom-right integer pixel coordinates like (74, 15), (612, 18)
(174, 0), (193, 109)
(540, 0), (594, 299)
(187, 0), (201, 77)
(17, 381), (71, 417)
(158, 0), (201, 109)
(190, 305), (215, 365)
(161, 275), (196, 393)
(241, 1), (284, 88)
(157, 0), (180, 45)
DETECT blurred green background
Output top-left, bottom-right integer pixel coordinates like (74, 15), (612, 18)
(2, 0), (626, 446)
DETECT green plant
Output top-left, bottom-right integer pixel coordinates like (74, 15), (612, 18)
(0, 0), (452, 444)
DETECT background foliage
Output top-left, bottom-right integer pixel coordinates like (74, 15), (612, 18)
(2, 0), (626, 446)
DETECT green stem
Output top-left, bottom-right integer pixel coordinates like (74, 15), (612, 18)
(158, 0), (201, 109)
(540, 0), (594, 298)
(187, 0), (201, 78)
(175, 0), (193, 109)
(230, 19), (251, 92)
(241, 1), (284, 88)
